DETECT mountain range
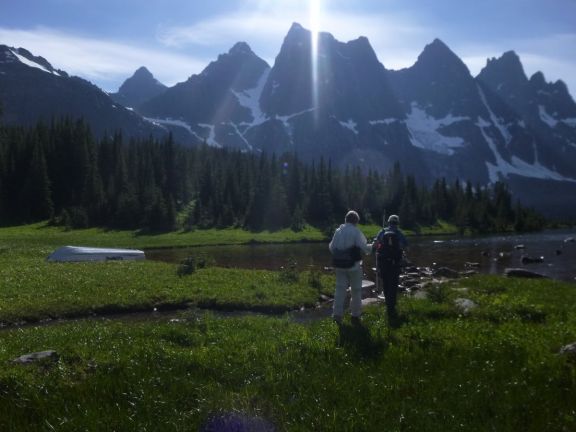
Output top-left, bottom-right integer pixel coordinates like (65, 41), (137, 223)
(1, 22), (576, 217)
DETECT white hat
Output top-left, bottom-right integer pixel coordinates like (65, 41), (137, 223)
(388, 214), (399, 224)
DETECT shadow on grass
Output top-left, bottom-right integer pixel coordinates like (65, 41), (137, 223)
(337, 321), (388, 360)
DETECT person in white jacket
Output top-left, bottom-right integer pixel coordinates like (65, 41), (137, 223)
(329, 210), (373, 324)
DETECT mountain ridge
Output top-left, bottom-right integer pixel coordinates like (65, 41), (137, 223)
(1, 25), (576, 217)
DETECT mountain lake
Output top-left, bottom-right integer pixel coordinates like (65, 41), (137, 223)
(146, 229), (576, 283)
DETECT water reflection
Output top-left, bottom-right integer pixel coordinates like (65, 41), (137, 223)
(146, 230), (576, 282)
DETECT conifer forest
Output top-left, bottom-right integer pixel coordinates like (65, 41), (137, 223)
(0, 118), (545, 233)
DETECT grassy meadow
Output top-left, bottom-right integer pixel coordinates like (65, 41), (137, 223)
(0, 224), (575, 431)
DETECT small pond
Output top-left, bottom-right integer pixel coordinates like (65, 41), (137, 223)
(146, 229), (576, 283)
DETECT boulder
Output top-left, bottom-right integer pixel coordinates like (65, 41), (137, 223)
(454, 298), (477, 314)
(346, 280), (376, 299)
(401, 279), (420, 289)
(412, 290), (428, 300)
(464, 262), (480, 268)
(564, 237), (575, 243)
(13, 350), (59, 364)
(362, 297), (383, 307)
(559, 342), (576, 359)
(504, 268), (548, 279)
(521, 255), (544, 264)
(433, 267), (460, 278)
(514, 244), (526, 250)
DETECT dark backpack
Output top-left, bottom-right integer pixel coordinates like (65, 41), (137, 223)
(331, 246), (362, 269)
(376, 229), (402, 263)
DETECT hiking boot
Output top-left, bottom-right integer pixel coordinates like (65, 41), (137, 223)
(351, 316), (362, 326)
(333, 315), (343, 325)
(387, 312), (400, 328)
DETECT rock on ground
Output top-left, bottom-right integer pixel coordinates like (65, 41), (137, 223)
(13, 350), (59, 364)
(504, 268), (548, 279)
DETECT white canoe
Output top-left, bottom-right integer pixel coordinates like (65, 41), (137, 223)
(47, 246), (145, 262)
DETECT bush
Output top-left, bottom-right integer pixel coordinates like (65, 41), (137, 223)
(177, 255), (211, 276)
(278, 259), (299, 284)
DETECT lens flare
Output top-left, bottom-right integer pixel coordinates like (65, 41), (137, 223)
(310, 0), (321, 123)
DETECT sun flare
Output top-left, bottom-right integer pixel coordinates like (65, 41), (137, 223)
(309, 0), (322, 120)
(309, 0), (321, 37)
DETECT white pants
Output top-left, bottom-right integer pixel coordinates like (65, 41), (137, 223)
(333, 267), (363, 319)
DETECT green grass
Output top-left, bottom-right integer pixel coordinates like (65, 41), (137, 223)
(1, 224), (574, 430)
(0, 254), (334, 324)
(0, 275), (575, 431)
(0, 220), (460, 254)
(0, 222), (326, 251)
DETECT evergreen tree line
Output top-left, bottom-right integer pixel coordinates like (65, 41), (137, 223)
(0, 117), (545, 233)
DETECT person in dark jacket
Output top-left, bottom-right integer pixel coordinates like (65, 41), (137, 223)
(374, 214), (407, 325)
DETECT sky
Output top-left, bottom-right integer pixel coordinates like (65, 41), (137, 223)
(1, 0), (575, 97)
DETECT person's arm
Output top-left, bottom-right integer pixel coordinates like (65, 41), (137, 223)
(355, 228), (373, 254)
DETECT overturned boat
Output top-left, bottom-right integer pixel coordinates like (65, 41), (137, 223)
(47, 246), (145, 262)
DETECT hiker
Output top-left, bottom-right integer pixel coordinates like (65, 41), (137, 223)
(329, 210), (373, 324)
(374, 214), (407, 324)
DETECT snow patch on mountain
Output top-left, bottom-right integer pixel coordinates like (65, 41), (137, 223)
(10, 49), (60, 76)
(478, 86), (576, 183)
(144, 117), (208, 143)
(198, 123), (221, 147)
(405, 104), (469, 155)
(476, 89), (512, 145)
(227, 122), (253, 151)
(538, 105), (558, 127)
(478, 124), (573, 183)
(277, 108), (315, 130)
(232, 68), (270, 127)
(339, 119), (358, 134)
(561, 118), (576, 127)
(369, 119), (397, 126)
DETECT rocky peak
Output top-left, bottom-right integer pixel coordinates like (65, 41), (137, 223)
(113, 66), (167, 109)
(478, 50), (528, 88)
(228, 42), (254, 57)
(15, 48), (54, 72)
(132, 66), (154, 79)
(286, 22), (307, 38)
(118, 67), (165, 92)
(413, 38), (471, 78)
(528, 71), (546, 89)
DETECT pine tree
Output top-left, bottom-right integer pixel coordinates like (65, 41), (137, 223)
(18, 135), (54, 222)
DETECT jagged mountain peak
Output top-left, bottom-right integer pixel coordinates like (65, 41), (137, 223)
(414, 38), (470, 76)
(133, 66), (153, 78)
(529, 71), (546, 88)
(528, 71), (571, 99)
(287, 22), (306, 35)
(113, 66), (167, 109)
(420, 38), (456, 58)
(479, 50), (528, 84)
(228, 41), (254, 56)
(210, 41), (267, 68)
(15, 47), (54, 71)
(0, 45), (65, 76)
(345, 35), (374, 52)
(119, 66), (165, 91)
